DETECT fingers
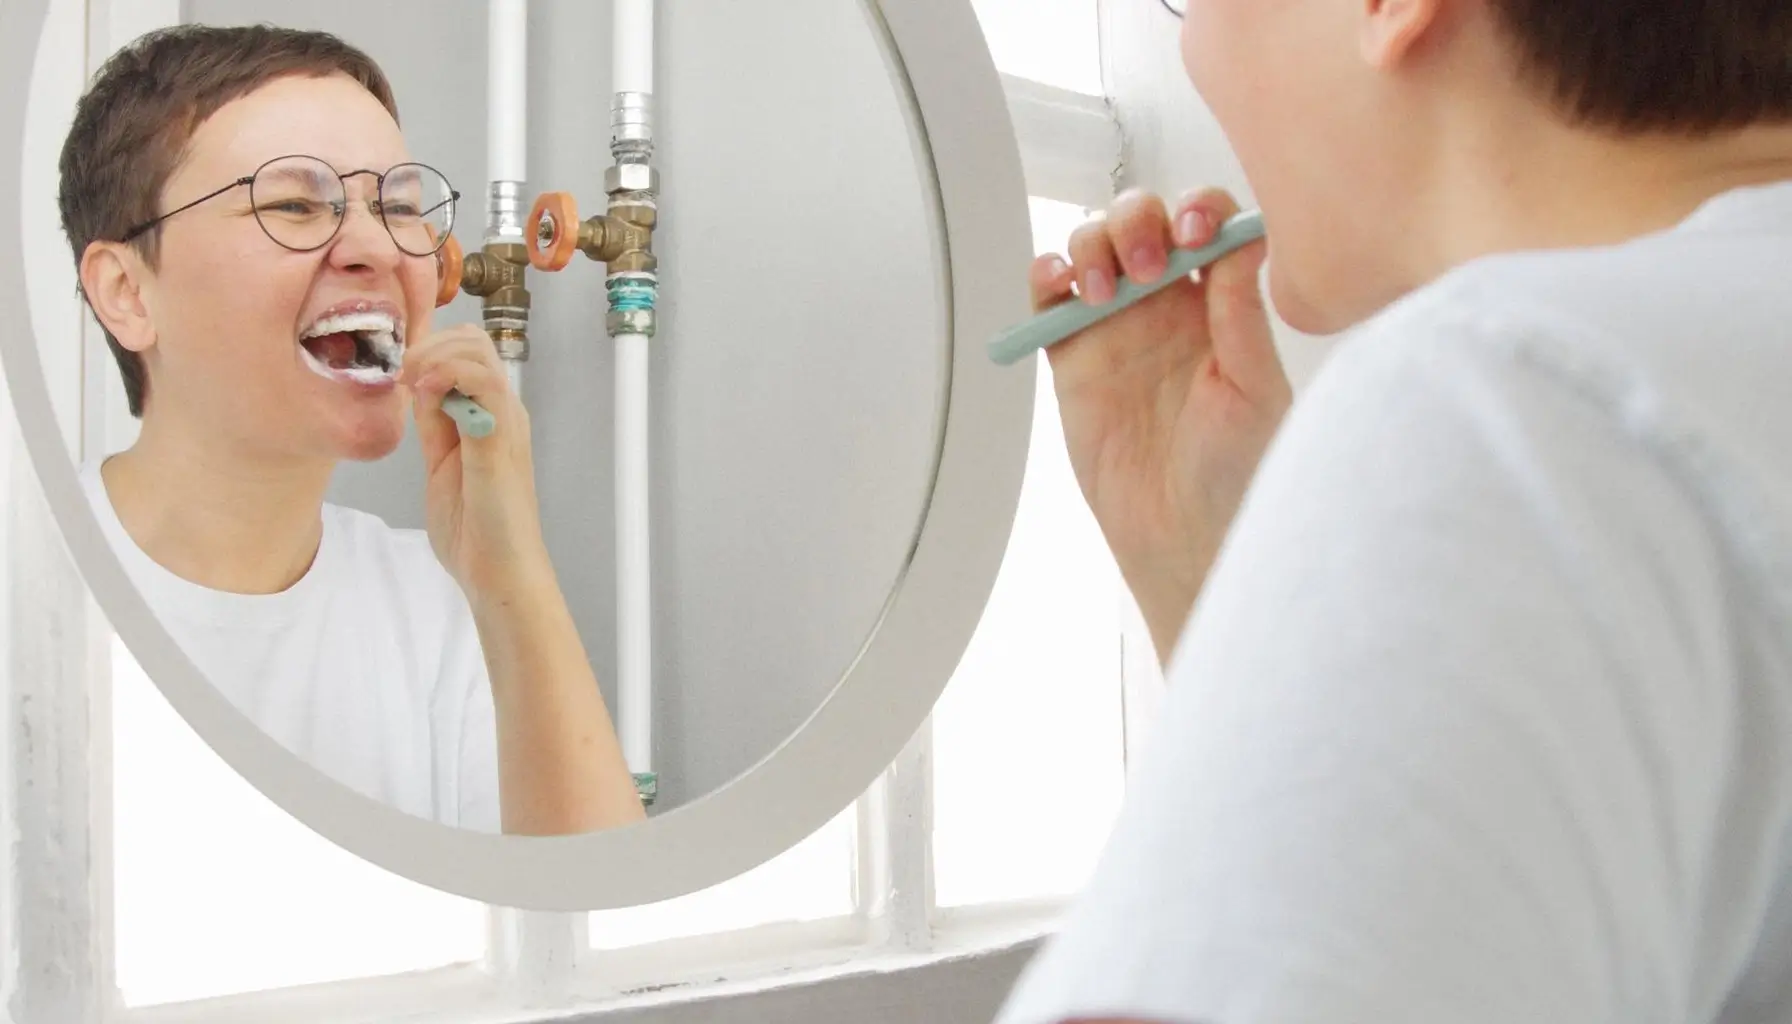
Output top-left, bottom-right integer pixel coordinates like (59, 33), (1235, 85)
(1033, 184), (1287, 401)
(1053, 187), (1235, 308)
(403, 324), (525, 466)
(1174, 188), (1284, 401)
(1067, 214), (1120, 305)
(1106, 190), (1175, 287)
(1029, 253), (1077, 312)
(1204, 234), (1287, 402)
(412, 356), (510, 420)
(1171, 186), (1241, 250)
(402, 324), (506, 389)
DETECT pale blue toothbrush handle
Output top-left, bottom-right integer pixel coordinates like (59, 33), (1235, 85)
(986, 209), (1267, 367)
(441, 390), (496, 439)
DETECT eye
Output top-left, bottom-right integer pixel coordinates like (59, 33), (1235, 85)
(260, 198), (328, 217)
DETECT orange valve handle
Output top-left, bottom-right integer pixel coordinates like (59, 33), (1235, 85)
(431, 228), (463, 308)
(528, 191), (580, 272)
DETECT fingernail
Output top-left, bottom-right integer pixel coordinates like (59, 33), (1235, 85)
(1176, 211), (1203, 246)
(1046, 255), (1070, 279)
(1130, 246), (1165, 283)
(1084, 268), (1114, 304)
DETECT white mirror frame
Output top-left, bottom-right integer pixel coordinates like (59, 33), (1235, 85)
(0, 0), (1038, 911)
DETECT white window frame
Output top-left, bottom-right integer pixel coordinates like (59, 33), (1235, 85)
(1, 3), (1150, 1022)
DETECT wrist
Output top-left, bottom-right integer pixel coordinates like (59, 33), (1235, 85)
(463, 541), (560, 616)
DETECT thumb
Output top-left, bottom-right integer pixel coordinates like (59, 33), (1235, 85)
(1203, 238), (1286, 399)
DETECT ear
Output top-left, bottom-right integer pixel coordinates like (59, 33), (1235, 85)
(79, 240), (157, 354)
(1360, 0), (1444, 68)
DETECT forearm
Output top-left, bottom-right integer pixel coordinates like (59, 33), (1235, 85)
(470, 559), (646, 835)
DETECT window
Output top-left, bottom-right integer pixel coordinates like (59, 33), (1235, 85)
(929, 199), (1128, 909)
(586, 809), (857, 950)
(968, 0), (1104, 95)
(5, 1), (1136, 1019)
(111, 639), (488, 1007)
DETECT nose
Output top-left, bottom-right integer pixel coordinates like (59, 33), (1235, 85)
(325, 198), (404, 276)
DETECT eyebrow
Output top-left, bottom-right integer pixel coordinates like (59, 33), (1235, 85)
(382, 166), (424, 192)
(257, 165), (334, 191)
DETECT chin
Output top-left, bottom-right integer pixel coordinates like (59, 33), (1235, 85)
(1267, 260), (1351, 337)
(333, 402), (407, 462)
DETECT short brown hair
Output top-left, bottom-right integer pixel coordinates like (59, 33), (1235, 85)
(57, 24), (399, 418)
(1491, 0), (1792, 134)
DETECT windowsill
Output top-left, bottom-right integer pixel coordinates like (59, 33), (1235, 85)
(116, 899), (1066, 1024)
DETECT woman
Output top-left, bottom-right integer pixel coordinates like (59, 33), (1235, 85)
(59, 23), (644, 836)
(999, 0), (1792, 1020)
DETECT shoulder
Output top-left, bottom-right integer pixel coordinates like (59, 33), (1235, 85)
(1205, 258), (1742, 669)
(1286, 234), (1761, 485)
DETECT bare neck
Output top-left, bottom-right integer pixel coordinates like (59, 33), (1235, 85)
(100, 413), (337, 595)
(1380, 114), (1792, 311)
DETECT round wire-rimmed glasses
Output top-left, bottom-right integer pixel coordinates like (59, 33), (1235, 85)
(1159, 0), (1185, 16)
(118, 154), (460, 257)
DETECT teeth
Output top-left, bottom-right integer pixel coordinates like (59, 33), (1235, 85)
(302, 310), (396, 339)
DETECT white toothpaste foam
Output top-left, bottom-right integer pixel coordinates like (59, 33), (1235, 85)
(299, 310), (404, 385)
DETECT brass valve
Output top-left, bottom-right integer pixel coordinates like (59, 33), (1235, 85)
(431, 231), (533, 362)
(527, 191), (657, 275)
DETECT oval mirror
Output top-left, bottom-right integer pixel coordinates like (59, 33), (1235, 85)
(2, 0), (1037, 910)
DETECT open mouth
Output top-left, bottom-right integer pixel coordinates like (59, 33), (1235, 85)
(299, 311), (405, 386)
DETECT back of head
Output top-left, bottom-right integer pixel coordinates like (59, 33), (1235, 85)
(1181, 0), (1792, 335)
(1490, 0), (1792, 135)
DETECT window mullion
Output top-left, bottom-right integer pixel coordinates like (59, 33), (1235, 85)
(484, 908), (589, 1002)
(999, 74), (1123, 210)
(3, 423), (113, 1024)
(853, 717), (933, 951)
(3, 1), (137, 1020)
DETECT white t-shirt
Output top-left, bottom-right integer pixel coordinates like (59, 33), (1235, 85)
(80, 463), (502, 834)
(996, 178), (1792, 1024)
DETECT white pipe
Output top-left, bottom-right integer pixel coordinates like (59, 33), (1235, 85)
(613, 0), (655, 780)
(487, 0), (527, 187)
(616, 333), (651, 775)
(614, 0), (654, 95)
(487, 0), (528, 394)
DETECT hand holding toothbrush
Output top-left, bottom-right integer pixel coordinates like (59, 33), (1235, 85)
(402, 323), (553, 605)
(1030, 186), (1292, 662)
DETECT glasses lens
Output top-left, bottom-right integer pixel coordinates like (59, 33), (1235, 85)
(249, 155), (345, 251)
(379, 163), (456, 256)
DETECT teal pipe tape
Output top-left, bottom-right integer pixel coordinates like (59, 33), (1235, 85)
(986, 209), (1266, 367)
(633, 772), (659, 807)
(608, 277), (657, 313)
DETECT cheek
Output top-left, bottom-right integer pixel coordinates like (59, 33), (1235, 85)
(171, 245), (314, 361)
(403, 258), (436, 323)
(1180, 0), (1259, 100)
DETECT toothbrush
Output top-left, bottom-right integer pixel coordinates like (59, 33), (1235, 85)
(441, 389), (497, 438)
(986, 209), (1266, 367)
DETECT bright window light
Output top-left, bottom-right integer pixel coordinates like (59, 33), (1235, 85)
(929, 198), (1128, 909)
(969, 0), (1104, 96)
(587, 807), (856, 950)
(110, 638), (487, 1007)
